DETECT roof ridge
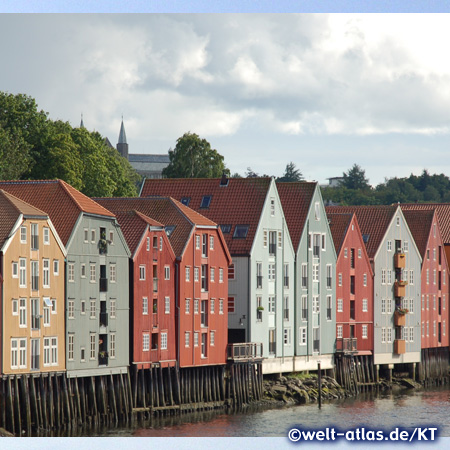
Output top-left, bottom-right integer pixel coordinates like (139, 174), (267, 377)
(0, 189), (48, 217)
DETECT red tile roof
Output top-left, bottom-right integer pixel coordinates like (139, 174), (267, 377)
(326, 205), (398, 259)
(140, 177), (272, 256)
(327, 213), (353, 255)
(401, 209), (435, 259)
(400, 204), (450, 244)
(0, 190), (48, 249)
(95, 197), (213, 258)
(0, 180), (114, 246)
(276, 182), (317, 252)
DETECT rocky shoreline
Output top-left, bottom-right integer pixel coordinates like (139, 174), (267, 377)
(262, 373), (423, 406)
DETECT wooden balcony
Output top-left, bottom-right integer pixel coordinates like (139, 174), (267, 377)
(394, 281), (407, 297)
(394, 253), (406, 268)
(394, 339), (406, 354)
(227, 342), (263, 361)
(394, 311), (406, 326)
(336, 337), (357, 353)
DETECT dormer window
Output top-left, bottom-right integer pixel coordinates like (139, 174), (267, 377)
(200, 196), (212, 208)
(233, 225), (249, 239)
(181, 197), (191, 206)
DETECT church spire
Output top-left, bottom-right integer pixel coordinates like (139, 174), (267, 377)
(116, 116), (129, 159)
(80, 113), (85, 128)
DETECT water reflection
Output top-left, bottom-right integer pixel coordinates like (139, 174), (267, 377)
(85, 386), (450, 437)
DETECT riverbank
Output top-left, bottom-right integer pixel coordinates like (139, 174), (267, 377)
(262, 373), (424, 406)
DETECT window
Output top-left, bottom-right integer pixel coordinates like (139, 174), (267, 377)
(140, 265), (146, 281)
(381, 298), (386, 314)
(269, 231), (277, 255)
(146, 237), (150, 251)
(283, 263), (289, 289)
(409, 298), (414, 314)
(299, 327), (307, 345)
(185, 298), (191, 314)
(194, 267), (199, 282)
(327, 295), (332, 320)
(31, 223), (39, 250)
(81, 300), (86, 315)
(11, 340), (18, 369)
(387, 327), (392, 343)
(284, 296), (289, 321)
(256, 262), (263, 289)
(19, 298), (26, 327)
(362, 325), (368, 338)
(344, 248), (348, 258)
(381, 327), (386, 343)
(387, 269), (392, 285)
(410, 327), (414, 343)
(91, 229), (96, 243)
(284, 328), (291, 345)
(313, 296), (320, 313)
(53, 259), (59, 276)
(201, 264), (208, 291)
(381, 269), (386, 285)
(31, 261), (39, 290)
(12, 261), (18, 278)
(185, 266), (190, 282)
(233, 225), (249, 239)
(110, 334), (116, 358)
(210, 235), (214, 250)
(68, 300), (75, 319)
(220, 224), (231, 234)
(302, 264), (308, 288)
(326, 264), (332, 289)
(422, 295), (425, 310)
(337, 298), (343, 312)
(434, 269), (437, 285)
(386, 299), (392, 314)
(153, 236), (158, 248)
(68, 334), (74, 361)
(268, 263), (275, 281)
(43, 227), (50, 245)
(43, 259), (50, 288)
(338, 273), (342, 287)
(80, 348), (86, 362)
(314, 202), (320, 220)
(301, 296), (308, 321)
(312, 264), (319, 282)
(161, 332), (168, 350)
(90, 264), (96, 283)
(143, 297), (148, 315)
(426, 269), (429, 285)
(19, 339), (27, 368)
(313, 233), (321, 257)
(12, 299), (18, 316)
(143, 334), (150, 351)
(90, 299), (96, 318)
(210, 267), (215, 282)
(181, 197), (191, 206)
(164, 266), (170, 280)
(44, 297), (52, 327)
(210, 298), (215, 314)
(194, 299), (199, 314)
(387, 240), (392, 252)
(90, 334), (96, 359)
(337, 325), (343, 339)
(165, 297), (170, 314)
(363, 273), (367, 287)
(219, 298), (224, 314)
(219, 268), (224, 283)
(200, 195), (212, 208)
(362, 298), (368, 312)
(80, 263), (86, 278)
(201, 300), (208, 327)
(185, 332), (190, 347)
(194, 332), (199, 347)
(20, 226), (27, 243)
(110, 264), (116, 283)
(358, 248), (362, 258)
(228, 297), (235, 313)
(228, 264), (235, 280)
(270, 198), (275, 217)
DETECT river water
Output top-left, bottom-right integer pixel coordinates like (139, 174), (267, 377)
(89, 385), (450, 438)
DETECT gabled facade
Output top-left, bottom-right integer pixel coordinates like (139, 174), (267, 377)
(0, 180), (131, 378)
(327, 213), (374, 355)
(401, 209), (449, 350)
(96, 197), (232, 368)
(113, 211), (177, 369)
(0, 190), (66, 375)
(277, 182), (336, 371)
(140, 177), (296, 374)
(327, 205), (422, 369)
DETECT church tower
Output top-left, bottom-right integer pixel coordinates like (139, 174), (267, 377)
(117, 118), (129, 159)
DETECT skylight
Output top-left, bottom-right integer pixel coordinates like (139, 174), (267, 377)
(181, 197), (191, 206)
(220, 224), (232, 234)
(200, 195), (212, 208)
(165, 225), (176, 237)
(233, 225), (249, 239)
(362, 234), (370, 243)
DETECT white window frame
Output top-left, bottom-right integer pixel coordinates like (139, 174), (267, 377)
(165, 296), (170, 314)
(19, 258), (27, 287)
(12, 261), (18, 278)
(20, 226), (27, 244)
(110, 333), (116, 358)
(43, 227), (50, 245)
(139, 265), (146, 281)
(143, 297), (148, 315)
(337, 298), (343, 312)
(161, 332), (168, 350)
(90, 264), (96, 283)
(164, 266), (170, 280)
(362, 324), (368, 339)
(43, 259), (50, 288)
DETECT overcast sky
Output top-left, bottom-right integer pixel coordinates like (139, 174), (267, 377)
(2, 13), (450, 185)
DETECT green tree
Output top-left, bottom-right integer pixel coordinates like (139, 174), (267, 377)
(163, 132), (229, 178)
(341, 164), (370, 190)
(277, 162), (303, 182)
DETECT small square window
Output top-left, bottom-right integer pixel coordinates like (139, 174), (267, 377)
(181, 197), (191, 206)
(200, 195), (212, 208)
(220, 224), (232, 234)
(233, 225), (249, 239)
